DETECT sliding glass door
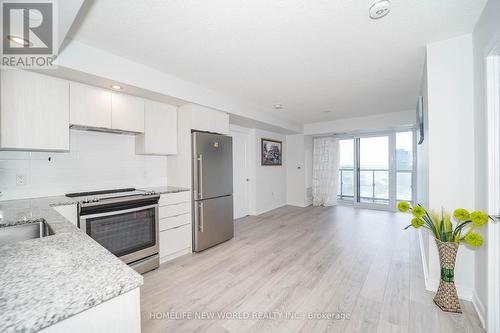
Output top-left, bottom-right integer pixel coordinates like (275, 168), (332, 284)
(338, 139), (355, 202)
(337, 131), (415, 210)
(358, 136), (390, 206)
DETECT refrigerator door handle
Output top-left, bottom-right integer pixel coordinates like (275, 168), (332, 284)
(197, 154), (203, 200)
(198, 201), (204, 232)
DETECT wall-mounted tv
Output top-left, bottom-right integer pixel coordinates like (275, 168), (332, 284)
(417, 96), (424, 144)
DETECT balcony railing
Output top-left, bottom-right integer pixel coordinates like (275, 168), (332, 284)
(337, 168), (413, 203)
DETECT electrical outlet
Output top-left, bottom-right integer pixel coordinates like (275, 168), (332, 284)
(16, 174), (27, 186)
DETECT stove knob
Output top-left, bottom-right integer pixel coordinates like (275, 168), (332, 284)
(82, 198), (90, 204)
(92, 198), (99, 203)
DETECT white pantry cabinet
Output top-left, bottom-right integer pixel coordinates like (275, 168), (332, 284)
(135, 100), (177, 155)
(69, 82), (112, 128)
(193, 108), (229, 135)
(0, 69), (69, 151)
(158, 191), (192, 263)
(189, 104), (229, 135)
(111, 93), (145, 133)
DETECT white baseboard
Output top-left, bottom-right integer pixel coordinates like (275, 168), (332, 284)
(286, 201), (311, 208)
(254, 202), (286, 216)
(472, 290), (486, 329)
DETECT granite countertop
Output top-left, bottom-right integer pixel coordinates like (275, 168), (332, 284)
(0, 196), (144, 333)
(138, 185), (190, 194)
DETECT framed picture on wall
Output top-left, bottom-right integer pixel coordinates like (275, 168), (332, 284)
(261, 138), (282, 166)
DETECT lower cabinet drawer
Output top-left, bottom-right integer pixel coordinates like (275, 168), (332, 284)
(159, 213), (191, 232)
(159, 191), (191, 206)
(159, 224), (191, 258)
(159, 202), (190, 218)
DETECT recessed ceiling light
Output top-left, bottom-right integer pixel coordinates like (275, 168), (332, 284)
(111, 84), (123, 90)
(8, 35), (31, 46)
(369, 0), (391, 19)
(274, 104), (284, 110)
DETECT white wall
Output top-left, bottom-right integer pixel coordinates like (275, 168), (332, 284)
(422, 34), (475, 300)
(230, 125), (287, 216)
(472, 0), (500, 325)
(252, 129), (287, 215)
(304, 136), (313, 205)
(0, 130), (167, 201)
(304, 110), (415, 135)
(286, 135), (306, 207)
(286, 134), (313, 207)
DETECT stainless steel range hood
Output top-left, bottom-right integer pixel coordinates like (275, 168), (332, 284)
(70, 124), (141, 135)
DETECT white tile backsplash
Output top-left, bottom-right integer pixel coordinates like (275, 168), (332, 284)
(0, 130), (168, 200)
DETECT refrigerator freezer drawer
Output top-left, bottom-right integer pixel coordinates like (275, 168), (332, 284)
(194, 195), (234, 252)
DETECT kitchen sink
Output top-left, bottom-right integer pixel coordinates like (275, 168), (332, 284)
(0, 221), (52, 246)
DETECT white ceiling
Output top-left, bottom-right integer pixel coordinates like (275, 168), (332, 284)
(68, 0), (487, 124)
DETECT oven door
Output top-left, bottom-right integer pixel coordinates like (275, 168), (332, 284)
(80, 204), (159, 264)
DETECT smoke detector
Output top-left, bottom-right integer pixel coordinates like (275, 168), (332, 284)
(369, 0), (391, 19)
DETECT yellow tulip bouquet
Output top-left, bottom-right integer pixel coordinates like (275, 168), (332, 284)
(397, 202), (491, 247)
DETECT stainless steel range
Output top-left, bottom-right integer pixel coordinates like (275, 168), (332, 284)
(66, 188), (160, 274)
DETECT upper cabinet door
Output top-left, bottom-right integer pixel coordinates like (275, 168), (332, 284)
(111, 93), (145, 133)
(189, 105), (229, 134)
(135, 100), (177, 155)
(0, 69), (70, 151)
(69, 82), (112, 128)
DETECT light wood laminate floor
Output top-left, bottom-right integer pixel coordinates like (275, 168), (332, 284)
(141, 205), (484, 333)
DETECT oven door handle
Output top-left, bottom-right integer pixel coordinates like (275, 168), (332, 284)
(80, 204), (159, 219)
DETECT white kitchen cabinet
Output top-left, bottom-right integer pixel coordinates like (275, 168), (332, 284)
(159, 202), (191, 218)
(158, 190), (190, 206)
(159, 213), (191, 232)
(159, 224), (191, 260)
(189, 104), (229, 135)
(135, 100), (177, 155)
(158, 191), (192, 263)
(40, 288), (140, 333)
(0, 69), (69, 151)
(111, 93), (145, 133)
(69, 82), (112, 128)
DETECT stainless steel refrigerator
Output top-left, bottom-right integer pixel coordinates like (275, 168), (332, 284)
(192, 131), (234, 252)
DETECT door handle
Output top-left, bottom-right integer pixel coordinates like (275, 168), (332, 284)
(198, 202), (204, 232)
(197, 154), (203, 200)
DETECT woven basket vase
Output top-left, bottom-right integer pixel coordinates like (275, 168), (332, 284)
(433, 239), (462, 313)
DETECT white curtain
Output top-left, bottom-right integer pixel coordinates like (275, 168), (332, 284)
(312, 137), (339, 207)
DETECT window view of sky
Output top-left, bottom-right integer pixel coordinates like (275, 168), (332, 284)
(337, 132), (414, 203)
